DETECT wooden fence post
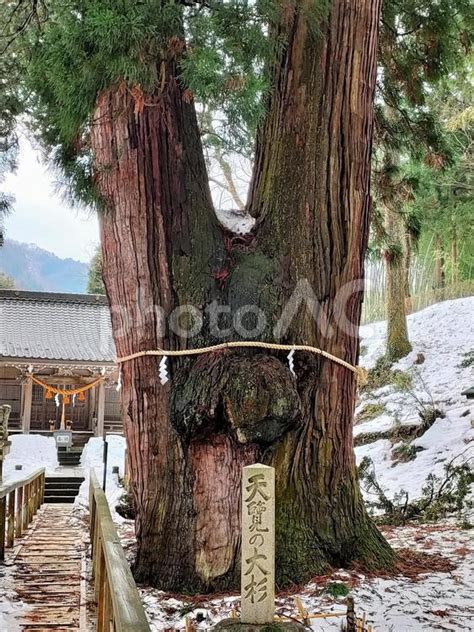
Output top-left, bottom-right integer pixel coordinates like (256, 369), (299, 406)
(21, 484), (28, 532)
(6, 491), (15, 548)
(96, 552), (107, 631)
(0, 469), (46, 561)
(346, 595), (356, 632)
(0, 496), (6, 561)
(16, 486), (23, 537)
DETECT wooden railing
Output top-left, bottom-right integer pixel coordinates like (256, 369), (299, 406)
(0, 467), (45, 561)
(89, 470), (150, 631)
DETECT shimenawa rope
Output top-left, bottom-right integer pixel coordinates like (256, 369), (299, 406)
(115, 341), (368, 386)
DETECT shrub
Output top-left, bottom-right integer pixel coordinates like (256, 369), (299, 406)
(362, 356), (412, 394)
(419, 406), (445, 429)
(459, 350), (474, 368)
(391, 442), (420, 463)
(356, 402), (386, 423)
(324, 582), (350, 598)
(363, 356), (394, 391)
(359, 454), (473, 525)
(392, 371), (413, 391)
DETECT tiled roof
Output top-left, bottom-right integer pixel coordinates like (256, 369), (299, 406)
(0, 290), (116, 363)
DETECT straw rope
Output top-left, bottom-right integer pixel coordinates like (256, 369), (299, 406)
(30, 375), (104, 397)
(116, 341), (368, 386)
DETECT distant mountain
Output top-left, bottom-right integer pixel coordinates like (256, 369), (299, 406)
(0, 239), (88, 293)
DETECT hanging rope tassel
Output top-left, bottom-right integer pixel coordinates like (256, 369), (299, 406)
(159, 356), (169, 385)
(287, 348), (296, 378)
(116, 368), (123, 392)
(355, 366), (369, 387)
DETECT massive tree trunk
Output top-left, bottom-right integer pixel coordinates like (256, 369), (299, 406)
(247, 0), (393, 582)
(93, 0), (393, 593)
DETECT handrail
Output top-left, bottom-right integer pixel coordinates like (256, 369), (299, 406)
(89, 469), (150, 632)
(0, 467), (45, 561)
(0, 467), (46, 499)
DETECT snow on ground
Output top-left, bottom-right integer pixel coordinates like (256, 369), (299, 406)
(356, 297), (474, 501)
(75, 434), (127, 522)
(134, 520), (473, 631)
(1, 434), (58, 485)
(0, 563), (29, 632)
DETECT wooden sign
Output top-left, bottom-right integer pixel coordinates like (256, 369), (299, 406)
(241, 463), (275, 624)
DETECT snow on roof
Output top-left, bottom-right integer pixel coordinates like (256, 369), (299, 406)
(0, 289), (115, 363)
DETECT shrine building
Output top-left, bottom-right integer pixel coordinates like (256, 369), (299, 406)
(0, 289), (122, 438)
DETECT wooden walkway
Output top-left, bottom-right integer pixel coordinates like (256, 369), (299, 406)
(11, 503), (86, 631)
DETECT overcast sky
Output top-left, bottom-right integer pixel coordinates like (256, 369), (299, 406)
(3, 135), (99, 263)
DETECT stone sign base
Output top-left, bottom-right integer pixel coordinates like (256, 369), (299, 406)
(211, 619), (306, 631)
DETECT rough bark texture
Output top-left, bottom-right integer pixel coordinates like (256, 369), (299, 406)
(247, 0), (393, 583)
(384, 204), (412, 362)
(93, 0), (393, 593)
(451, 225), (458, 284)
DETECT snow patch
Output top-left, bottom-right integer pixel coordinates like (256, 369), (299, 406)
(75, 434), (127, 522)
(1, 434), (59, 484)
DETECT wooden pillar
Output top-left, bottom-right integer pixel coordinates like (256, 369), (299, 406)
(0, 496), (6, 561)
(96, 382), (105, 437)
(60, 401), (66, 430)
(21, 377), (33, 435)
(90, 384), (97, 433)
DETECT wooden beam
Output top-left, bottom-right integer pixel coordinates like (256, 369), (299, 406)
(96, 382), (105, 438)
(21, 377), (33, 435)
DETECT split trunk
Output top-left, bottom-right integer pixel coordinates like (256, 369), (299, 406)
(94, 0), (393, 592)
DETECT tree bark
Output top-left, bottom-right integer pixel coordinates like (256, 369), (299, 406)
(384, 205), (412, 361)
(451, 224), (458, 284)
(404, 232), (413, 313)
(93, 0), (393, 593)
(247, 0), (393, 582)
(434, 232), (446, 291)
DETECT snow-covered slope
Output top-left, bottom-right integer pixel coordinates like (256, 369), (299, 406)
(356, 297), (474, 500)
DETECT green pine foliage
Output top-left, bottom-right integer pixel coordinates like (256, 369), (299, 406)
(359, 455), (473, 525)
(378, 0), (472, 155)
(2, 0), (276, 206)
(404, 68), (474, 281)
(373, 1), (472, 227)
(0, 36), (22, 244)
(0, 0), (472, 241)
